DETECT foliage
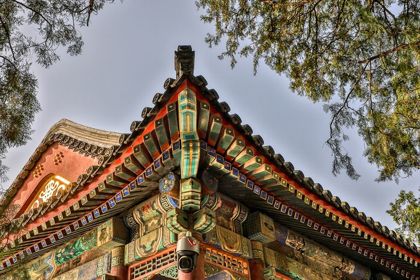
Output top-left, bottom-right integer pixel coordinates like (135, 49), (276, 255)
(0, 0), (115, 186)
(196, 0), (420, 182)
(387, 188), (420, 244)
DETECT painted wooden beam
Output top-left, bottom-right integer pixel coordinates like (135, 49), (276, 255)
(178, 88), (200, 179)
(225, 138), (245, 160)
(207, 115), (223, 147)
(162, 149), (175, 171)
(216, 127), (235, 154)
(143, 132), (160, 160)
(115, 163), (137, 181)
(133, 143), (153, 168)
(198, 101), (210, 139)
(123, 154), (144, 175)
(106, 173), (128, 188)
(155, 117), (170, 151)
(167, 102), (179, 141)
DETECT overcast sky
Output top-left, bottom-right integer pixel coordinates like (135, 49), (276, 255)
(4, 1), (420, 232)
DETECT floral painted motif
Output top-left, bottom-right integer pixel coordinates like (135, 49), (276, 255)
(54, 230), (97, 265)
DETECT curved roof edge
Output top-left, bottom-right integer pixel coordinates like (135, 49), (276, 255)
(43, 118), (122, 148)
(1, 118), (123, 205)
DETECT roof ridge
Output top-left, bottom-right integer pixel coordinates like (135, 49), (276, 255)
(43, 118), (122, 148)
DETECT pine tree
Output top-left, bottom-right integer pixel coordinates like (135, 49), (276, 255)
(0, 0), (115, 186)
(197, 0), (420, 182)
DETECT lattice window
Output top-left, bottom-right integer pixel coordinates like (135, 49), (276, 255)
(129, 246), (177, 280)
(203, 245), (249, 278)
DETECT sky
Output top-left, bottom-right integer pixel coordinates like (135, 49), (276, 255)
(4, 1), (420, 232)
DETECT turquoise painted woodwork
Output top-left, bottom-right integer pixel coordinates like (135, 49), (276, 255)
(192, 207), (216, 234)
(155, 118), (170, 151)
(198, 101), (210, 138)
(166, 208), (189, 234)
(180, 178), (201, 212)
(167, 102), (179, 141)
(178, 88), (200, 179)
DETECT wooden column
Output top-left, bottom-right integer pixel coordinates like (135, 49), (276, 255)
(110, 266), (128, 280)
(250, 241), (265, 280)
(249, 259), (265, 280)
(110, 246), (128, 280)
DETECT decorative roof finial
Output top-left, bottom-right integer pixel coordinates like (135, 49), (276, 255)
(175, 45), (195, 79)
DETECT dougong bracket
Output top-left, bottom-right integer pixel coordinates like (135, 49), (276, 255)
(178, 88), (200, 179)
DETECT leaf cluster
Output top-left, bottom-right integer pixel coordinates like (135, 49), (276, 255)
(0, 0), (115, 186)
(197, 0), (420, 182)
(387, 188), (420, 244)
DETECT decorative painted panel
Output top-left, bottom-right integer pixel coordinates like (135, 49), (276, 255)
(52, 253), (111, 280)
(264, 247), (337, 280)
(242, 212), (373, 279)
(205, 263), (248, 280)
(203, 192), (249, 234)
(125, 226), (176, 265)
(178, 87), (200, 179)
(55, 229), (97, 266)
(3, 218), (126, 280)
(54, 247), (106, 278)
(24, 175), (70, 213)
(203, 244), (249, 279)
(179, 178), (201, 212)
(375, 273), (392, 280)
(243, 212), (276, 244)
(271, 221), (372, 280)
(205, 225), (253, 259)
(125, 194), (177, 238)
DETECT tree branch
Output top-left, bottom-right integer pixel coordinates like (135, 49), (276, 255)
(0, 55), (19, 71)
(259, 0), (316, 6)
(328, 62), (370, 142)
(87, 0), (95, 26)
(0, 16), (16, 61)
(374, 0), (397, 21)
(358, 40), (420, 64)
(11, 0), (52, 27)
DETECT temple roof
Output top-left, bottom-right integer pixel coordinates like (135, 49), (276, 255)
(1, 46), (419, 279)
(1, 119), (122, 207)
